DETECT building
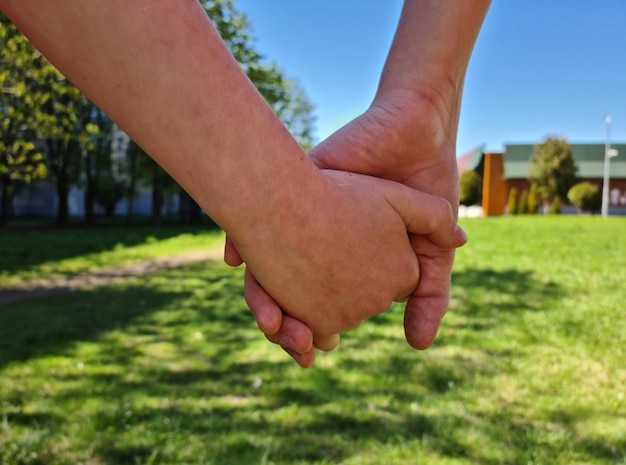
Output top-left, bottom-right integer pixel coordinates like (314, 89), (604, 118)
(458, 142), (626, 216)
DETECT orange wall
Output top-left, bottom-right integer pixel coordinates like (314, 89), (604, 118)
(482, 152), (507, 216)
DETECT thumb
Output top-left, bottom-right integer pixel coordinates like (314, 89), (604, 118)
(224, 235), (244, 267)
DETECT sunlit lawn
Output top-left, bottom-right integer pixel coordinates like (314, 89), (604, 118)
(0, 225), (225, 287)
(0, 216), (624, 464)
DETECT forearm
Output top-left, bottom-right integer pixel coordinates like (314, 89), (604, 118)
(0, 0), (320, 244)
(377, 0), (491, 123)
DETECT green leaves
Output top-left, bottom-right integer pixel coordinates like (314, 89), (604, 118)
(528, 137), (578, 204)
(459, 170), (482, 206)
(1, 14), (51, 189)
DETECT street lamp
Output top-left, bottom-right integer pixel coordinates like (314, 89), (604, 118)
(601, 115), (619, 217)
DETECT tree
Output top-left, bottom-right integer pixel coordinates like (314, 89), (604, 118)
(82, 108), (119, 223)
(459, 170), (481, 206)
(568, 182), (601, 214)
(38, 71), (102, 225)
(0, 14), (48, 225)
(1, 12), (103, 225)
(528, 137), (578, 209)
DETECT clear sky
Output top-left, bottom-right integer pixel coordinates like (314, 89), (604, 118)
(235, 0), (626, 155)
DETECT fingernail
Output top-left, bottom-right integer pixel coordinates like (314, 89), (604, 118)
(455, 225), (469, 245)
(280, 336), (298, 353)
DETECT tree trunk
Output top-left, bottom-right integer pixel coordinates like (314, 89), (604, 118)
(84, 185), (96, 225)
(151, 173), (163, 227)
(125, 148), (139, 226)
(57, 184), (70, 226)
(83, 148), (96, 225)
(189, 198), (202, 225)
(178, 191), (190, 224)
(125, 183), (136, 226)
(0, 182), (10, 227)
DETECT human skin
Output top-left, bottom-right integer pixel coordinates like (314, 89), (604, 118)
(233, 0), (491, 366)
(0, 0), (465, 352)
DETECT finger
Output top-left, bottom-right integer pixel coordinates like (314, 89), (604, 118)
(224, 235), (244, 267)
(283, 346), (316, 368)
(403, 243), (456, 349)
(313, 333), (340, 352)
(265, 313), (314, 355)
(244, 267), (282, 335)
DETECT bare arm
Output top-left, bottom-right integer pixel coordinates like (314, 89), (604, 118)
(0, 0), (317, 241)
(0, 0), (464, 360)
(378, 0), (491, 126)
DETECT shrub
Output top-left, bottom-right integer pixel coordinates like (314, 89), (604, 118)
(549, 197), (561, 215)
(459, 170), (482, 206)
(519, 190), (529, 215)
(507, 188), (518, 215)
(567, 182), (601, 213)
(527, 183), (539, 214)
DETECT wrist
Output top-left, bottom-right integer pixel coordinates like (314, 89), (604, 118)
(364, 88), (460, 209)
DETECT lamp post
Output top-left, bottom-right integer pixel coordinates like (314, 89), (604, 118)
(602, 114), (619, 217)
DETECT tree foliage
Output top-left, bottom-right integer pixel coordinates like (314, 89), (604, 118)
(459, 170), (481, 206)
(0, 12), (109, 225)
(528, 137), (578, 205)
(0, 14), (48, 223)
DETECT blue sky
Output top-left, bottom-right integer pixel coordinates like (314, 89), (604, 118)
(236, 0), (626, 155)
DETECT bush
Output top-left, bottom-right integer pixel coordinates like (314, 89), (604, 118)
(507, 188), (518, 215)
(567, 182), (601, 213)
(549, 197), (561, 215)
(519, 190), (529, 215)
(527, 183), (539, 214)
(459, 170), (482, 206)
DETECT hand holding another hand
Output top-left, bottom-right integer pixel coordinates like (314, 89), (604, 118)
(226, 162), (466, 367)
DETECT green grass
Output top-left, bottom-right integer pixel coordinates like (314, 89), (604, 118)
(0, 225), (225, 287)
(0, 216), (625, 464)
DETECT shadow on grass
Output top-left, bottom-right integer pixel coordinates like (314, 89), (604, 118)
(0, 291), (168, 370)
(452, 267), (562, 309)
(2, 263), (623, 464)
(0, 224), (218, 276)
(447, 267), (563, 336)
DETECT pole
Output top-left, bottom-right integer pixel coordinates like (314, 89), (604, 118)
(601, 115), (611, 218)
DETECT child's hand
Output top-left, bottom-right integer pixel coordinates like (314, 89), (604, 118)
(226, 169), (466, 366)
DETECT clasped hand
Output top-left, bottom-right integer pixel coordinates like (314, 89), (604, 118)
(225, 167), (465, 367)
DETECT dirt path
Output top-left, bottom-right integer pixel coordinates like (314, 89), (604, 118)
(0, 249), (223, 307)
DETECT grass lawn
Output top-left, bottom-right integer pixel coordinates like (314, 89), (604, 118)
(0, 216), (624, 464)
(0, 225), (225, 287)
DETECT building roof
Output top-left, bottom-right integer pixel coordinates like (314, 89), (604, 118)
(457, 145), (485, 173)
(503, 143), (626, 179)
